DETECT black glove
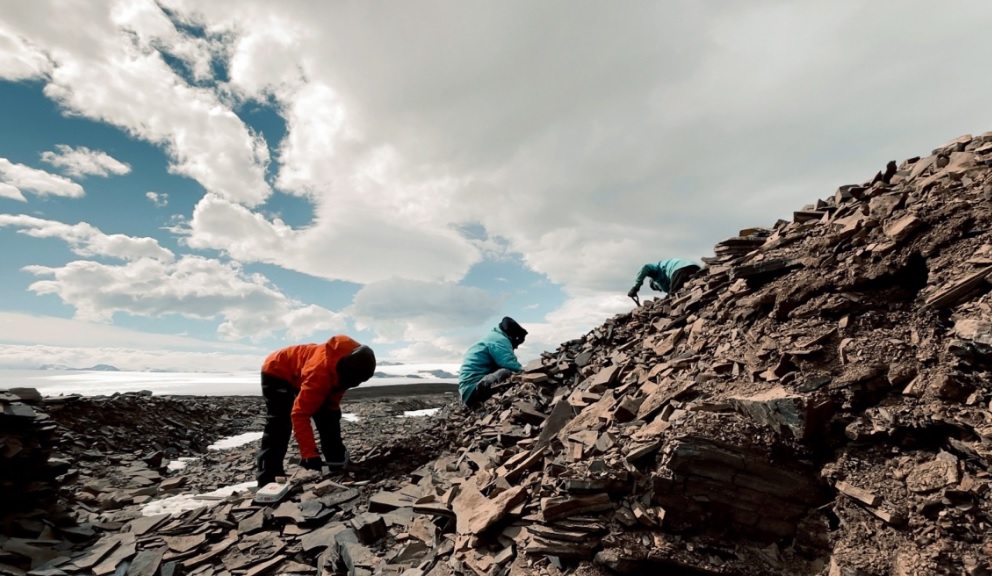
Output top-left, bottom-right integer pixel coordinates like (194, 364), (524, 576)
(627, 287), (638, 298)
(301, 457), (324, 471)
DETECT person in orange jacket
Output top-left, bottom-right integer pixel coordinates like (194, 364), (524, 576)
(255, 335), (376, 487)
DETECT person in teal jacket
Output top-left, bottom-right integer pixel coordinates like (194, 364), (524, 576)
(458, 317), (528, 406)
(628, 258), (701, 298)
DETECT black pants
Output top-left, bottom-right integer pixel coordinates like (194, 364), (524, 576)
(255, 373), (345, 485)
(669, 265), (701, 294)
(465, 368), (513, 407)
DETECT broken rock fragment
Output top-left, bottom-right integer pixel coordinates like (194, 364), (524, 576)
(906, 453), (960, 494)
(728, 386), (829, 440)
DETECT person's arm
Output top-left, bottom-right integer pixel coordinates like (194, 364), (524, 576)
(290, 367), (328, 461)
(629, 263), (654, 296)
(632, 263), (656, 291)
(490, 339), (523, 372)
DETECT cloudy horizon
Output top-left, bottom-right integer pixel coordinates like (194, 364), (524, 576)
(2, 1), (992, 372)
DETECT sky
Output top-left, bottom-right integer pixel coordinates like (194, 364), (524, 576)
(1, 1), (992, 372)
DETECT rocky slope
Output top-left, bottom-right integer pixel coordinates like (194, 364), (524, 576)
(357, 130), (992, 575)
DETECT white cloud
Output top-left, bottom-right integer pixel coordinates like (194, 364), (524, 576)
(222, 11), (309, 99)
(0, 310), (255, 350)
(159, 0), (992, 295)
(273, 81), (350, 197)
(146, 191), (168, 207)
(182, 193), (479, 284)
(112, 0), (219, 82)
(43, 49), (271, 205)
(370, 289), (632, 365)
(350, 280), (502, 342)
(0, 183), (25, 202)
(0, 25), (50, 80)
(0, 214), (173, 262)
(281, 305), (348, 341)
(0, 343), (260, 372)
(0, 311), (263, 371)
(21, 255), (345, 341)
(388, 338), (475, 365)
(40, 144), (131, 177)
(517, 292), (633, 361)
(0, 158), (84, 199)
(0, 2), (271, 205)
(381, 291), (626, 365)
(6, 1), (992, 363)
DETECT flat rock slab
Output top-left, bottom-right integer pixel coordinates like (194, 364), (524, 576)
(301, 522), (348, 553)
(164, 534), (207, 554)
(453, 485), (526, 535)
(368, 491), (413, 513)
(729, 386), (821, 440)
(126, 549), (164, 576)
(540, 493), (613, 522)
(273, 501), (305, 523)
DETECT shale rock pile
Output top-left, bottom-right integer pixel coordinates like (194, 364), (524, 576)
(343, 131), (992, 576)
(0, 392), (265, 574)
(0, 388), (71, 537)
(45, 393), (261, 458)
(0, 392), (457, 576)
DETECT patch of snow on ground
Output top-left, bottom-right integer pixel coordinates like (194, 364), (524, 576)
(343, 413), (360, 423)
(208, 431), (264, 451)
(403, 408), (441, 417)
(166, 457), (199, 471)
(141, 481), (256, 516)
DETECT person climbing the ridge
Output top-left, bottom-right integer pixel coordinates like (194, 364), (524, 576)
(255, 335), (376, 487)
(458, 316), (528, 407)
(627, 258), (702, 300)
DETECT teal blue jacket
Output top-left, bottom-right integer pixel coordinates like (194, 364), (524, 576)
(458, 327), (523, 403)
(633, 258), (696, 293)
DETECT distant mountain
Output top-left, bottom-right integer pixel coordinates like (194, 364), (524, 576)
(421, 369), (458, 379)
(369, 369), (457, 380)
(37, 364), (120, 371)
(38, 364), (72, 371)
(76, 364), (120, 371)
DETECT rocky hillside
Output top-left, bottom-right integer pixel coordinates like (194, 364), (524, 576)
(361, 130), (992, 575)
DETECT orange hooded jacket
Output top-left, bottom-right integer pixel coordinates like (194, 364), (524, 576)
(261, 335), (360, 460)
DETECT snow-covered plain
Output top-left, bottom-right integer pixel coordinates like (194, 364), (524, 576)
(0, 363), (459, 396)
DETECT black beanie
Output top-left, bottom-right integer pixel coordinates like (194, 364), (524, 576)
(499, 316), (527, 348)
(337, 344), (376, 388)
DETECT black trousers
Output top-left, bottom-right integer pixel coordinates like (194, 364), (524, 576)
(255, 373), (345, 485)
(465, 368), (513, 407)
(669, 265), (701, 294)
